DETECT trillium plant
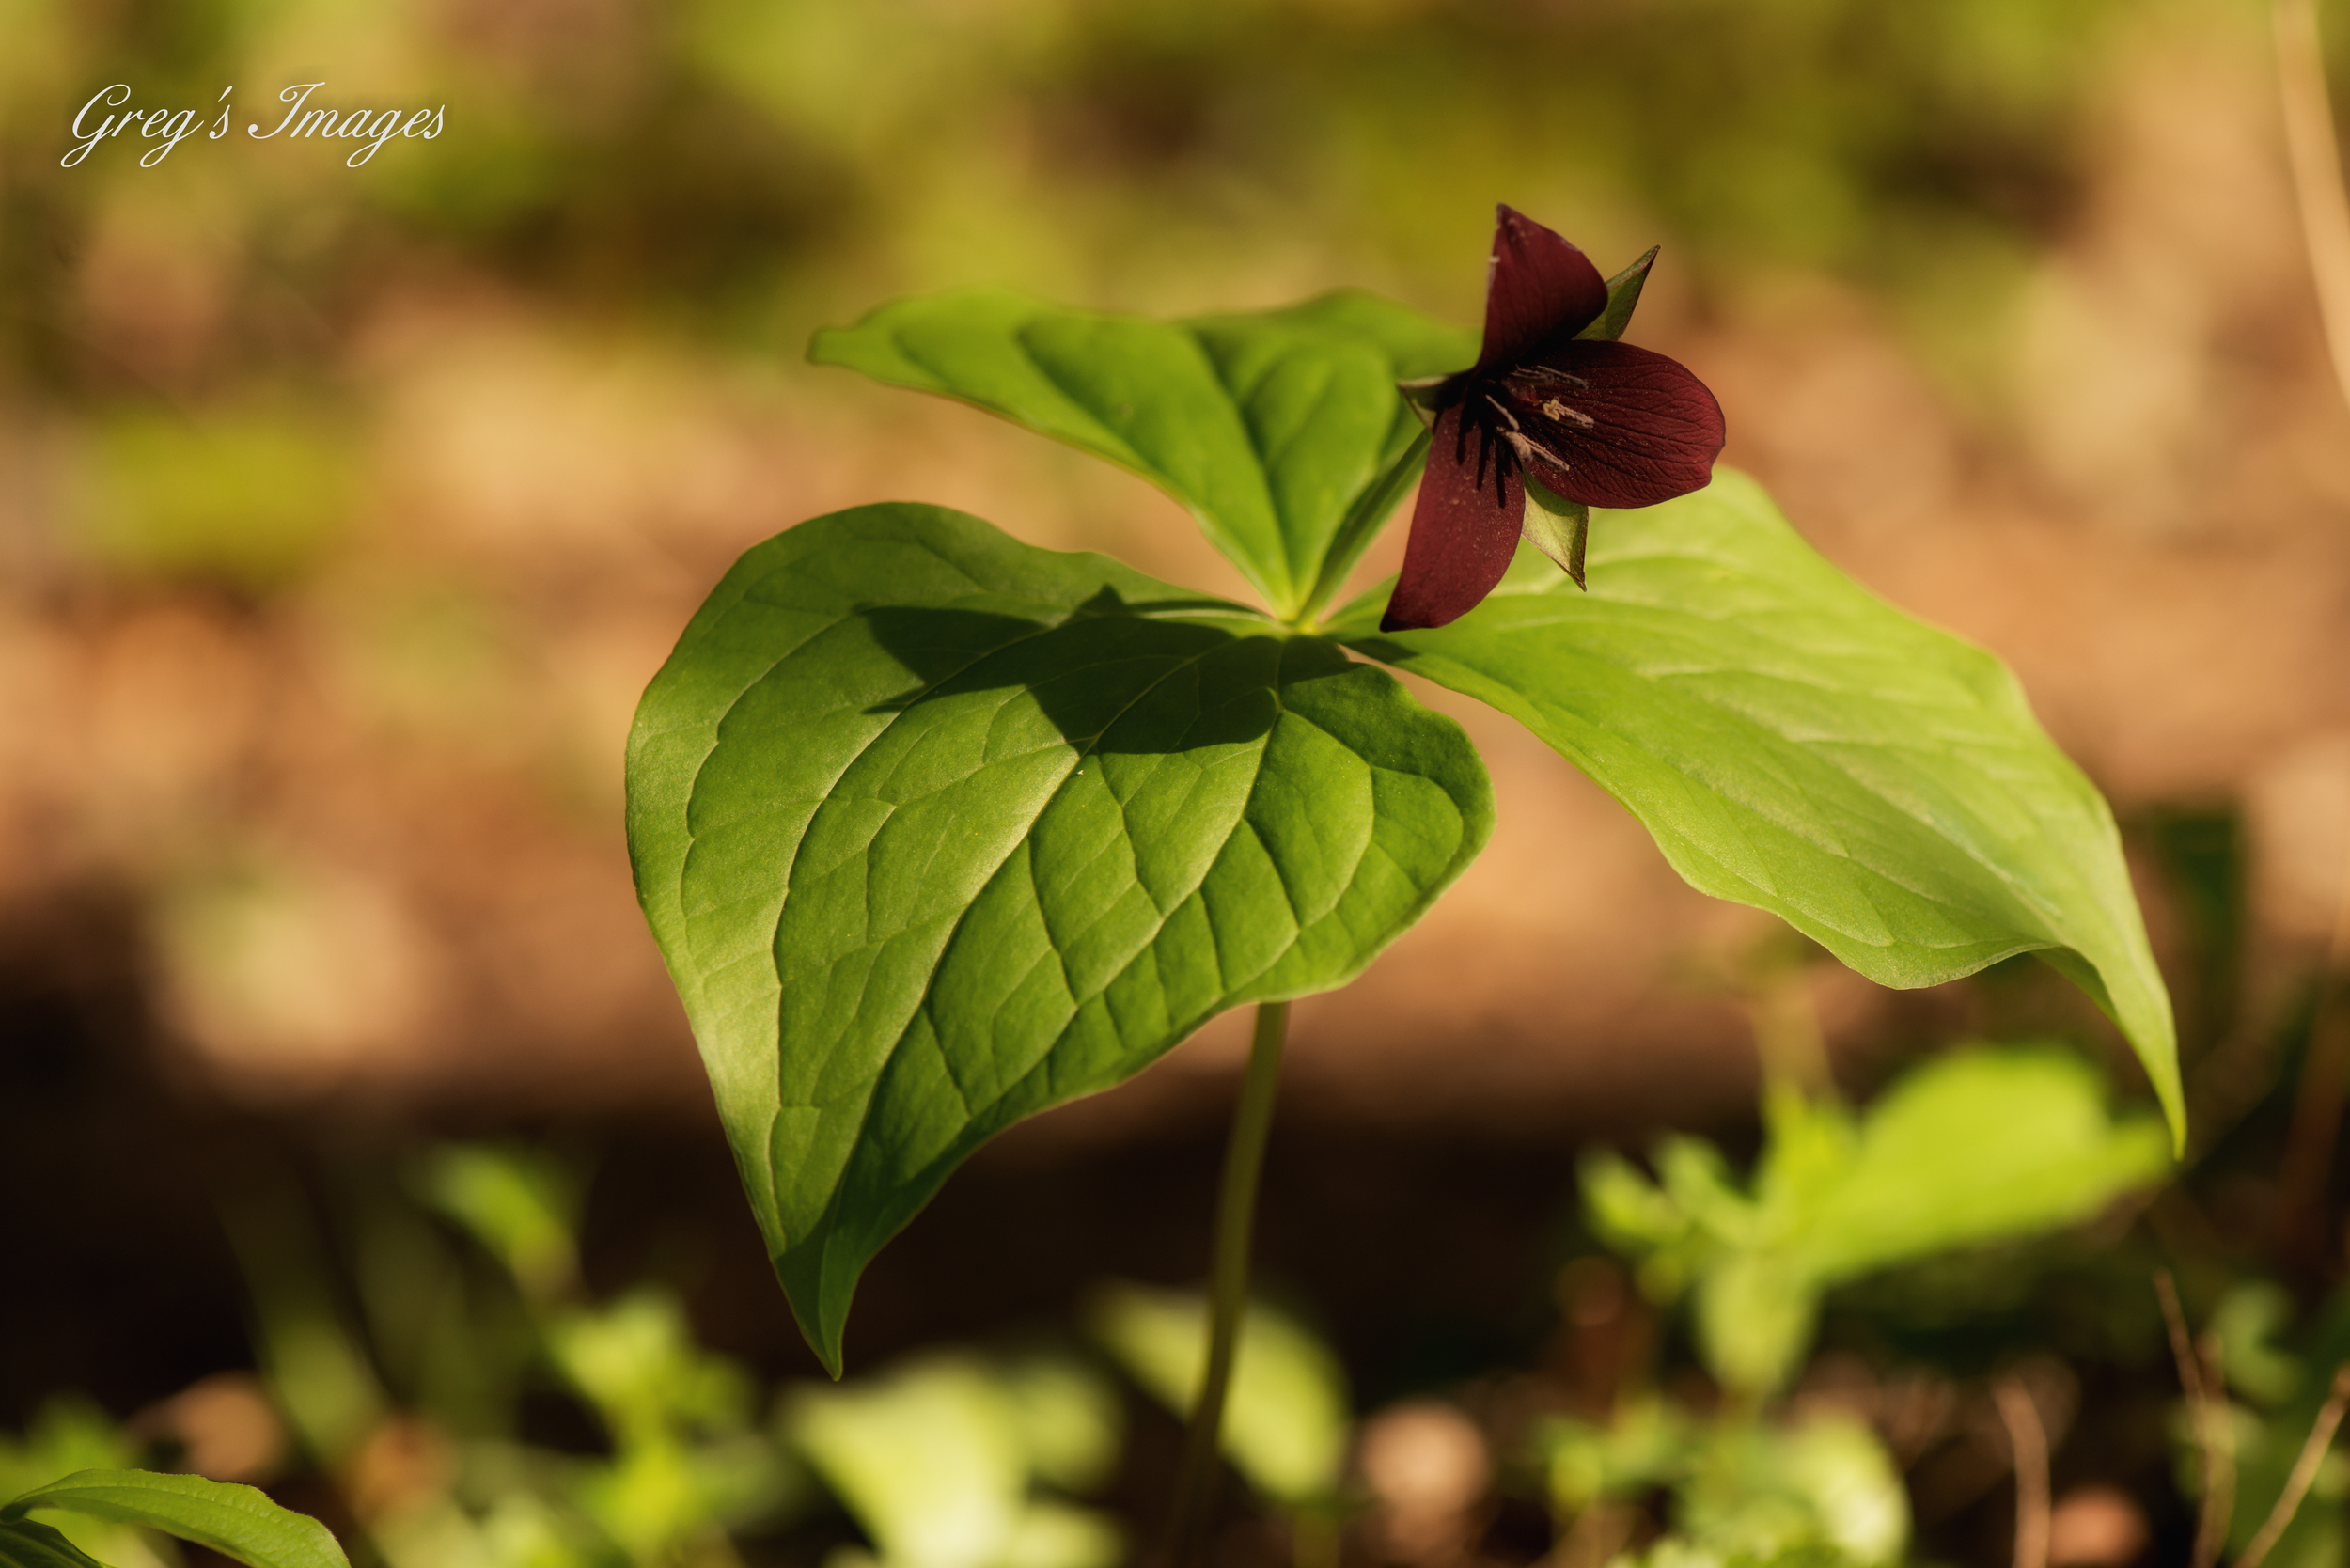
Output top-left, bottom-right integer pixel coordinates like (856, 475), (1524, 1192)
(625, 206), (2183, 1558)
(1384, 206), (1723, 629)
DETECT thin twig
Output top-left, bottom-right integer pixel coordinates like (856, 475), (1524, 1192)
(1994, 1376), (2051, 1568)
(2158, 1273), (2237, 1568)
(2198, 1331), (2236, 1568)
(2158, 1271), (2207, 1409)
(2276, 0), (2350, 418)
(2237, 1364), (2350, 1568)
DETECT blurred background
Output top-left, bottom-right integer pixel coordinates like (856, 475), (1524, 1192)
(7, 1), (2350, 1564)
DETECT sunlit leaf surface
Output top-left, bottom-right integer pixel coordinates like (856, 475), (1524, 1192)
(1337, 470), (2180, 1140)
(628, 503), (1493, 1369)
(810, 291), (1473, 619)
(3, 1471), (349, 1568)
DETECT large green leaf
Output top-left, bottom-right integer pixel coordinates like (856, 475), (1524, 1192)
(627, 503), (1493, 1370)
(1335, 470), (2181, 1140)
(3, 1471), (349, 1568)
(808, 290), (1473, 621)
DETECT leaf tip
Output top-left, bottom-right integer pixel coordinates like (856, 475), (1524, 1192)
(804, 326), (848, 368)
(778, 1251), (854, 1379)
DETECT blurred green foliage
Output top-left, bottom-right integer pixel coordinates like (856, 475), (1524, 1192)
(22, 0), (2153, 286)
(783, 1356), (1123, 1568)
(2171, 1282), (2350, 1568)
(214, 1146), (1149, 1568)
(2, 0), (2221, 392)
(1585, 1044), (2171, 1398)
(1546, 1404), (1910, 1568)
(1087, 1283), (1351, 1509)
(4, 0), (2316, 594)
(72, 408), (353, 589)
(0, 1405), (166, 1568)
(4, 1048), (2338, 1568)
(1534, 1044), (2182, 1568)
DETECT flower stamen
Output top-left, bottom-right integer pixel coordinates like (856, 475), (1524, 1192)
(1501, 428), (1566, 473)
(1539, 397), (1596, 430)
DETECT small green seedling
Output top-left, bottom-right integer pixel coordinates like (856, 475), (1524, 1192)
(1584, 1043), (2174, 1399)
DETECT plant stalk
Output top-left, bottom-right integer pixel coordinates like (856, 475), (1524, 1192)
(1994, 1376), (2051, 1568)
(1162, 999), (1292, 1566)
(1299, 427), (1432, 626)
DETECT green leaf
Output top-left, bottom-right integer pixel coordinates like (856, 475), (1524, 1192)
(2211, 1283), (2304, 1407)
(1786, 1046), (2171, 1283)
(627, 503), (1493, 1370)
(995, 1356), (1123, 1497)
(809, 290), (1473, 621)
(1518, 477), (1589, 589)
(3, 1472), (349, 1568)
(1585, 1044), (2170, 1394)
(0, 1519), (109, 1568)
(1088, 1284), (1350, 1505)
(412, 1142), (581, 1305)
(0, 1401), (133, 1506)
(1674, 1414), (1909, 1567)
(1337, 470), (2181, 1142)
(218, 1186), (387, 1468)
(0, 1523), (112, 1568)
(1542, 1398), (1698, 1512)
(545, 1288), (757, 1444)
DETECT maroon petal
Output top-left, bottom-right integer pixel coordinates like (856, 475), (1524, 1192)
(1478, 206), (1608, 372)
(1380, 404), (1526, 633)
(1507, 338), (1724, 509)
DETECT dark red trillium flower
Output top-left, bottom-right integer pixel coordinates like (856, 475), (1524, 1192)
(1380, 206), (1727, 633)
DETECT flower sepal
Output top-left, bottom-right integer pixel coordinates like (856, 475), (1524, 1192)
(1520, 477), (1590, 589)
(1575, 246), (1660, 345)
(1391, 245), (1657, 436)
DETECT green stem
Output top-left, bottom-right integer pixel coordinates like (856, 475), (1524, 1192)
(1162, 999), (1292, 1566)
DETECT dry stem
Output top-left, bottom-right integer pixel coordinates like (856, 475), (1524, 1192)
(2159, 1272), (2237, 1568)
(2276, 0), (2350, 416)
(1994, 1376), (2051, 1568)
(2237, 1364), (2350, 1568)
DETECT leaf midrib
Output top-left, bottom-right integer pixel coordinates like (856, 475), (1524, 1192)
(894, 318), (1294, 612)
(782, 626), (1308, 1237)
(1409, 652), (2107, 953)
